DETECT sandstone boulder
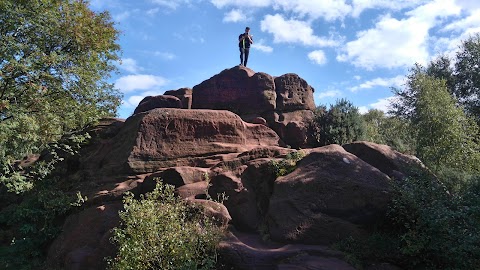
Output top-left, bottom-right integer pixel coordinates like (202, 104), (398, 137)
(133, 95), (182, 114)
(99, 108), (283, 174)
(164, 87), (193, 109)
(47, 203), (123, 270)
(343, 141), (426, 180)
(192, 65), (276, 115)
(274, 73), (315, 111)
(267, 144), (393, 245)
(218, 228), (355, 270)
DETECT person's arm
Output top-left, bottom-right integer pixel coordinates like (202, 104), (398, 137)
(239, 34), (245, 42)
(248, 35), (253, 43)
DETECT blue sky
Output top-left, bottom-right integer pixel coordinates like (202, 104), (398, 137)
(89, 0), (480, 119)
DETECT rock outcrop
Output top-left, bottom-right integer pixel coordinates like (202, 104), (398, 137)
(191, 66), (315, 148)
(133, 95), (182, 114)
(40, 68), (427, 270)
(267, 145), (393, 244)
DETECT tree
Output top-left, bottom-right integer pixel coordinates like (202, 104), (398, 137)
(0, 0), (122, 163)
(455, 34), (480, 122)
(412, 74), (479, 172)
(312, 99), (365, 146)
(362, 109), (415, 154)
(391, 35), (480, 124)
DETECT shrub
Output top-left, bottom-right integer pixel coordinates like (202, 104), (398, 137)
(335, 172), (480, 269)
(108, 181), (224, 270)
(269, 150), (306, 178)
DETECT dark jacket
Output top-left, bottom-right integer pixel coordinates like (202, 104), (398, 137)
(238, 33), (252, 48)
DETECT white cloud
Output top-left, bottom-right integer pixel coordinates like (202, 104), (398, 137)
(308, 50), (327, 65)
(272, 0), (351, 21)
(350, 75), (405, 92)
(155, 51), (176, 60)
(318, 90), (341, 99)
(223, 9), (247, 22)
(338, 0), (462, 70)
(115, 75), (168, 93)
(210, 0), (271, 8)
(152, 0), (192, 9)
(351, 0), (425, 17)
(118, 58), (142, 73)
(368, 96), (397, 112)
(147, 8), (160, 15)
(337, 14), (430, 69)
(358, 106), (369, 114)
(251, 39), (273, 53)
(260, 14), (339, 47)
(114, 11), (131, 21)
(443, 9), (480, 32)
(354, 75), (362, 80)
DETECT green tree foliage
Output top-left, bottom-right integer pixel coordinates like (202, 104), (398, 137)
(337, 173), (480, 270)
(412, 74), (480, 172)
(362, 109), (416, 154)
(455, 34), (480, 121)
(108, 182), (224, 270)
(312, 99), (365, 146)
(0, 0), (122, 164)
(391, 34), (480, 124)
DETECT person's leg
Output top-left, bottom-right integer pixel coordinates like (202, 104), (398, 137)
(239, 48), (244, 65)
(244, 48), (250, 66)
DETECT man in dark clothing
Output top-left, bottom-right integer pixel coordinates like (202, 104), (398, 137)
(239, 27), (253, 67)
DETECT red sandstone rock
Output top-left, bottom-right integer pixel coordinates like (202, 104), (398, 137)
(267, 144), (393, 245)
(164, 87), (193, 109)
(133, 95), (182, 114)
(100, 108), (283, 174)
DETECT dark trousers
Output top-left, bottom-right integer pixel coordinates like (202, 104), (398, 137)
(240, 47), (250, 66)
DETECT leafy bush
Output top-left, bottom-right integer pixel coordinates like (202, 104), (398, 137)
(336, 172), (480, 270)
(269, 150), (306, 178)
(311, 99), (365, 146)
(0, 134), (89, 269)
(108, 181), (224, 270)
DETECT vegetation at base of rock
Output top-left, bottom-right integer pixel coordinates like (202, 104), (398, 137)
(336, 171), (480, 270)
(0, 135), (88, 269)
(269, 150), (306, 177)
(108, 181), (224, 270)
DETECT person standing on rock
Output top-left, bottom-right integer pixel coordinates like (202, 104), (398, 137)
(239, 27), (253, 67)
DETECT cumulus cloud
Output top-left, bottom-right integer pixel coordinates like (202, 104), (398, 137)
(350, 75), (405, 92)
(308, 50), (327, 65)
(115, 75), (168, 93)
(223, 9), (247, 22)
(351, 0), (424, 17)
(337, 14), (430, 69)
(260, 14), (339, 47)
(338, 0), (463, 70)
(210, 0), (271, 9)
(152, 0), (192, 9)
(369, 96), (397, 112)
(443, 9), (480, 32)
(118, 58), (142, 73)
(252, 39), (273, 53)
(272, 0), (351, 21)
(318, 90), (342, 99)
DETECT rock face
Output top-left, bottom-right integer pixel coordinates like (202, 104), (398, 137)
(267, 144), (393, 244)
(133, 95), (182, 114)
(343, 141), (426, 180)
(191, 66), (316, 148)
(164, 87), (193, 109)
(100, 108), (284, 174)
(192, 65), (277, 115)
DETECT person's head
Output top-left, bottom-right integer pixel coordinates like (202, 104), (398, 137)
(245, 27), (250, 33)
